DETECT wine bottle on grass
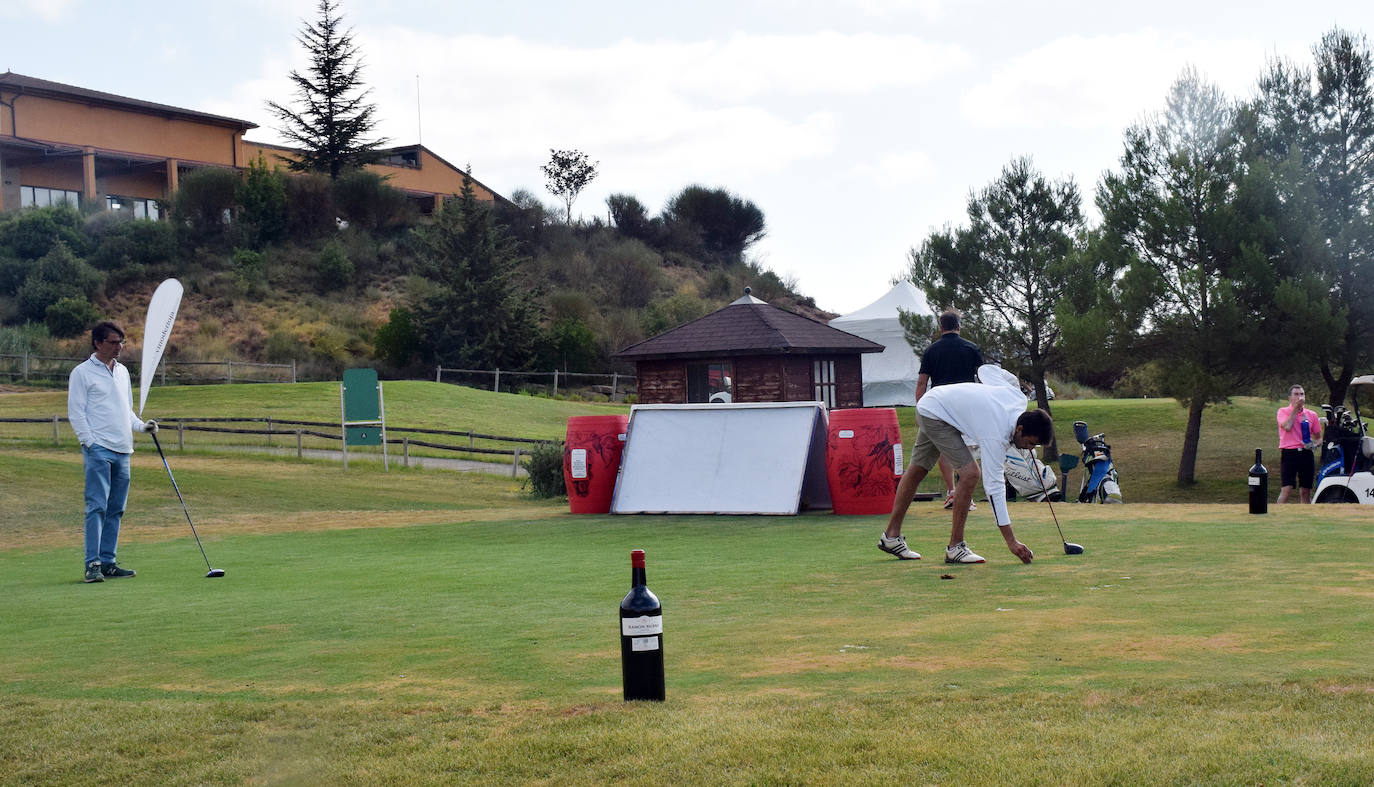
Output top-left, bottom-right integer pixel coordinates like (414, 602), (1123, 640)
(620, 549), (664, 701)
(1249, 449), (1268, 515)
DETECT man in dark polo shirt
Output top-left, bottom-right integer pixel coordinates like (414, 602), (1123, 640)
(916, 310), (984, 510)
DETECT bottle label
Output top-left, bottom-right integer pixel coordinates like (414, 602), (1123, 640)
(570, 449), (588, 479)
(1249, 476), (1260, 486)
(838, 430), (854, 438)
(631, 636), (659, 652)
(893, 444), (903, 474)
(622, 615), (663, 636)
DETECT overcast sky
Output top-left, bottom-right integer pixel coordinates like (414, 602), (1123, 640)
(6, 0), (1373, 314)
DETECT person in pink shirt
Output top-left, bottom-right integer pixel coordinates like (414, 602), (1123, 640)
(1276, 384), (1323, 503)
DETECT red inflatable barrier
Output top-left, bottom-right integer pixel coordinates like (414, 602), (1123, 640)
(564, 415), (630, 514)
(826, 408), (901, 515)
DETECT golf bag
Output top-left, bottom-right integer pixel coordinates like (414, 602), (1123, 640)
(1074, 420), (1123, 504)
(1316, 406), (1371, 487)
(1004, 449), (1061, 502)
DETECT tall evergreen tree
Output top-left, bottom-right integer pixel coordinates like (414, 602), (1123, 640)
(413, 178), (540, 370)
(1098, 68), (1282, 485)
(1245, 28), (1374, 407)
(267, 0), (387, 180)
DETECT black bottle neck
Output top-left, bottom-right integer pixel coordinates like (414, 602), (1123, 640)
(631, 566), (647, 587)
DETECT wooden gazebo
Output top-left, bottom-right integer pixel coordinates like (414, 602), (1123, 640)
(614, 291), (883, 408)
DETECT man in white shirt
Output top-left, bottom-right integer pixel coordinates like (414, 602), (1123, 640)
(879, 365), (1052, 565)
(68, 322), (157, 583)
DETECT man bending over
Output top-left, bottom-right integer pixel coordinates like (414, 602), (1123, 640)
(878, 365), (1053, 564)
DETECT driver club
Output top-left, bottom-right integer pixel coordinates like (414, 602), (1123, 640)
(151, 431), (225, 578)
(1026, 448), (1085, 555)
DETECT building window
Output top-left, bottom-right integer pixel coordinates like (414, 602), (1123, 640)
(813, 360), (836, 408)
(20, 186), (80, 209)
(379, 150), (420, 168)
(687, 361), (734, 403)
(106, 195), (162, 220)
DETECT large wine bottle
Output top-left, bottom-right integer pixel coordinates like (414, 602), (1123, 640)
(1248, 448), (1268, 514)
(620, 549), (665, 701)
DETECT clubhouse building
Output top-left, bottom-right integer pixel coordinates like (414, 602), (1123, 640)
(0, 71), (502, 219)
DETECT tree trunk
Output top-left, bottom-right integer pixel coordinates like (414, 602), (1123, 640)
(1177, 397), (1205, 486)
(1033, 378), (1059, 465)
(1322, 360), (1354, 411)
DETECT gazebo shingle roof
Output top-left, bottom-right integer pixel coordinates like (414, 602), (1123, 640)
(615, 293), (884, 361)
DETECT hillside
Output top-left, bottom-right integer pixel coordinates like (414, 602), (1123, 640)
(0, 180), (829, 383)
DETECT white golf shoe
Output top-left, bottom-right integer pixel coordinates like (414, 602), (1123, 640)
(944, 541), (986, 564)
(878, 534), (921, 560)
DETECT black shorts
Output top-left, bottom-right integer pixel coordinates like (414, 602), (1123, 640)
(1280, 448), (1315, 488)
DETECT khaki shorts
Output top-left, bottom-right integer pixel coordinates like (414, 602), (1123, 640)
(909, 411), (975, 471)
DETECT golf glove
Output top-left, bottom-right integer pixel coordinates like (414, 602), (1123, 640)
(145, 420), (158, 434)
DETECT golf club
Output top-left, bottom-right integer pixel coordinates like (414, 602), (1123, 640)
(150, 431), (225, 578)
(1025, 448), (1084, 555)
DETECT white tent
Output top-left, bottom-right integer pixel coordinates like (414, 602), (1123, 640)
(611, 402), (831, 515)
(829, 281), (932, 407)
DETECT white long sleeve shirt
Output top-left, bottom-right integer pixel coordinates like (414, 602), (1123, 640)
(68, 355), (149, 454)
(916, 364), (1027, 527)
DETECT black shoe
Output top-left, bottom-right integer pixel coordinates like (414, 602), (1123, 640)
(100, 563), (137, 578)
(84, 561), (104, 583)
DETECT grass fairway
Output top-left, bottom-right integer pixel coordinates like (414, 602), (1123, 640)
(3, 448), (1373, 784)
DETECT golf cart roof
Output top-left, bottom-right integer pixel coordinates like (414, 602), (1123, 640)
(1351, 375), (1374, 388)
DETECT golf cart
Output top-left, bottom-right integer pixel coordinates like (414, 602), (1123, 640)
(1313, 374), (1374, 504)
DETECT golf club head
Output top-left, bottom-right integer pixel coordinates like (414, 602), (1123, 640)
(205, 568), (225, 578)
(1063, 542), (1085, 555)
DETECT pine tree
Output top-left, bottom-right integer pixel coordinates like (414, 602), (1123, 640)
(414, 178), (540, 370)
(266, 0), (387, 179)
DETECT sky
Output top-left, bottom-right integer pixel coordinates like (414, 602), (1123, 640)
(5, 0), (1373, 314)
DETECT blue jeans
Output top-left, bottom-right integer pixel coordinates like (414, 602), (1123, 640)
(83, 444), (131, 565)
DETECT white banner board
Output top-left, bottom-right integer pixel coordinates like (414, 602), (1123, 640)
(611, 402), (831, 515)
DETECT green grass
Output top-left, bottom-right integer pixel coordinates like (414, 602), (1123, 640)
(2, 381), (1294, 503)
(3, 447), (1373, 784)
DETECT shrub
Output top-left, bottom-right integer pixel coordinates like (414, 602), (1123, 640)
(333, 170), (414, 233)
(173, 167), (240, 247)
(523, 441), (567, 499)
(375, 307), (420, 368)
(44, 296), (100, 337)
(0, 205), (89, 259)
(284, 173), (336, 240)
(237, 155), (288, 248)
(316, 242), (354, 292)
(86, 218), (177, 271)
(264, 329), (309, 364)
(15, 242), (103, 322)
(232, 248), (266, 294)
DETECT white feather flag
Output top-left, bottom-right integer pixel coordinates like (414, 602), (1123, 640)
(139, 278), (183, 417)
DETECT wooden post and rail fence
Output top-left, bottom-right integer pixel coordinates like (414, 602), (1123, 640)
(0, 416), (553, 477)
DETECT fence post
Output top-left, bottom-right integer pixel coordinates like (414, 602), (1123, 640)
(267, 416), (273, 448)
(291, 360), (297, 383)
(296, 429), (303, 458)
(403, 437), (410, 468)
(23, 351), (29, 383)
(468, 431), (474, 449)
(436, 366), (442, 383)
(160, 358), (166, 386)
(178, 421), (184, 451)
(611, 372), (618, 400)
(494, 368), (500, 393)
(227, 362), (233, 384)
(553, 369), (558, 399)
(512, 446), (521, 477)
(52, 414), (59, 446)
